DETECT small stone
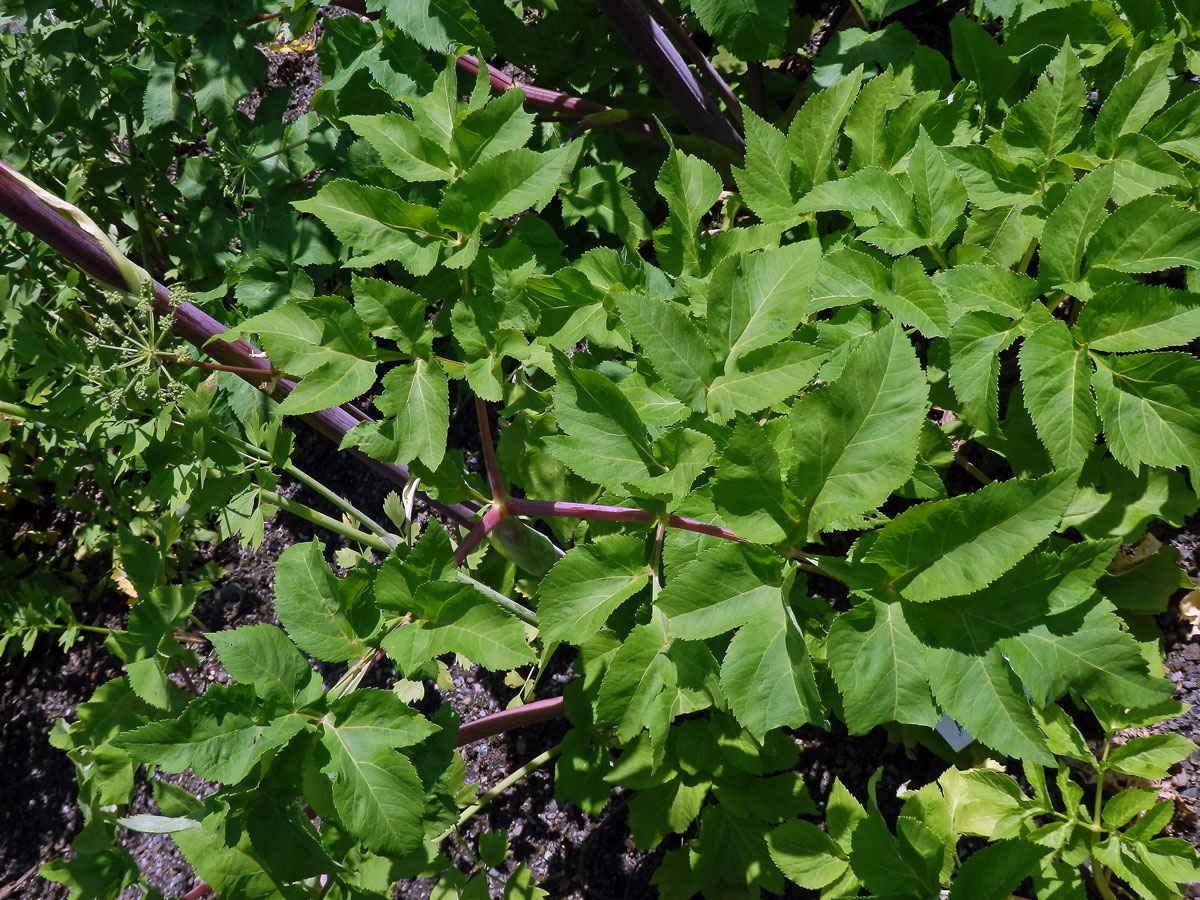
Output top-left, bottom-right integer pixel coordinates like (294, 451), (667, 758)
(1185, 642), (1200, 661)
(1189, 749), (1200, 765)
(1184, 786), (1199, 799)
(1171, 670), (1184, 683)
(1184, 681), (1197, 690)
(1173, 771), (1190, 787)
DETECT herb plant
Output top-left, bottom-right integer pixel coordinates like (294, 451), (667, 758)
(4, 1), (1200, 899)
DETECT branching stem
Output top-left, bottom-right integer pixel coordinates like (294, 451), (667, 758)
(258, 489), (394, 553)
(447, 744), (562, 836)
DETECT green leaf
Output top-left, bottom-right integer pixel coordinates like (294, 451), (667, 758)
(383, 581), (535, 671)
(596, 612), (674, 744)
(689, 0), (790, 61)
(319, 693), (426, 855)
(343, 113), (454, 182)
(807, 245), (891, 315)
(344, 360), (448, 470)
(734, 110), (804, 224)
(206, 624), (324, 713)
(948, 839), (1052, 900)
(538, 535), (651, 643)
(1001, 598), (1173, 710)
(947, 311), (1022, 434)
(1102, 788), (1162, 830)
(828, 598), (939, 732)
(324, 689), (439, 750)
(352, 274), (431, 357)
(613, 294), (718, 410)
(1144, 91), (1200, 161)
(372, 0), (493, 55)
(849, 810), (943, 898)
(561, 164), (650, 248)
(712, 418), (801, 543)
(1019, 319), (1097, 469)
(1094, 49), (1170, 158)
(112, 684), (309, 784)
(439, 146), (574, 234)
(1111, 133), (1187, 204)
(1087, 194), (1200, 272)
(767, 820), (849, 889)
(293, 180), (444, 273)
(657, 543), (783, 640)
(864, 470), (1078, 602)
(943, 145), (1040, 210)
(797, 167), (924, 255)
(451, 87), (536, 168)
(908, 129), (967, 246)
(1092, 351), (1200, 473)
(1108, 734), (1196, 780)
(1000, 42), (1085, 164)
(1038, 165), (1115, 290)
(656, 147), (723, 234)
(221, 298), (377, 416)
(274, 540), (374, 663)
(1074, 284), (1200, 352)
(706, 342), (825, 421)
(708, 241), (822, 362)
(949, 15), (1017, 107)
(926, 644), (1054, 765)
(789, 323), (928, 539)
(787, 66), (863, 191)
(546, 353), (660, 493)
(880, 257), (950, 337)
(720, 601), (824, 740)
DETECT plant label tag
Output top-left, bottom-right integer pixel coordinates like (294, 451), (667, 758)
(936, 713), (975, 752)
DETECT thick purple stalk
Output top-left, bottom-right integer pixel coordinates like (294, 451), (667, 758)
(594, 0), (743, 151)
(455, 54), (661, 144)
(505, 497), (743, 542)
(0, 160), (478, 527)
(640, 0), (743, 125)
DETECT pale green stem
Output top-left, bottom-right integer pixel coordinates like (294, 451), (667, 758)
(442, 744), (562, 838)
(454, 572), (538, 627)
(1090, 735), (1118, 900)
(1017, 236), (1039, 275)
(259, 489), (392, 553)
(219, 431), (397, 546)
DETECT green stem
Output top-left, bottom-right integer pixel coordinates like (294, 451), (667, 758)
(217, 431), (398, 546)
(1089, 734), (1118, 900)
(446, 744), (562, 836)
(0, 400), (74, 429)
(1017, 236), (1039, 275)
(848, 0), (871, 29)
(280, 461), (397, 547)
(259, 489), (393, 553)
(926, 244), (950, 270)
(954, 451), (993, 485)
(454, 571), (538, 627)
(253, 138), (310, 164)
(1091, 864), (1120, 900)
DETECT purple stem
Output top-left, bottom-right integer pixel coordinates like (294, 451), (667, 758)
(475, 396), (507, 502)
(0, 160), (478, 528)
(504, 497), (742, 542)
(454, 504), (505, 567)
(594, 0), (744, 151)
(455, 54), (661, 144)
(640, 0), (743, 126)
